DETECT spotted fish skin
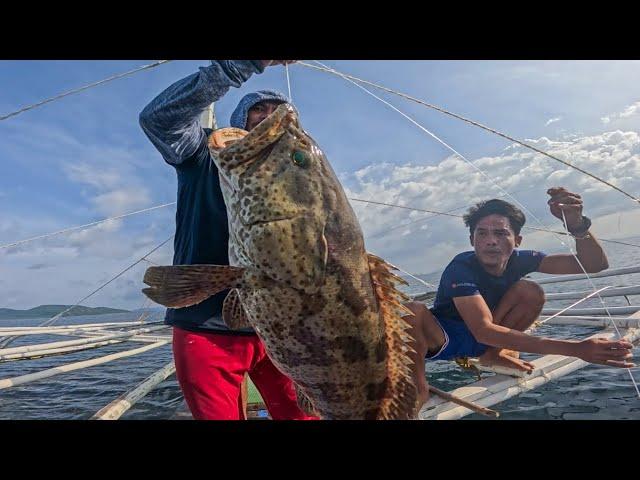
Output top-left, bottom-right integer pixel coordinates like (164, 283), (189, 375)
(213, 104), (418, 420)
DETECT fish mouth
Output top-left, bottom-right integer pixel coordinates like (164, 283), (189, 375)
(224, 105), (296, 153)
(244, 216), (297, 228)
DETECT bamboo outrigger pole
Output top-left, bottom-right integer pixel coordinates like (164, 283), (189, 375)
(428, 385), (500, 418)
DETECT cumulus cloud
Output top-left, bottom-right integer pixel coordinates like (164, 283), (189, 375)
(601, 100), (640, 124)
(0, 222), (175, 310)
(6, 119), (640, 309)
(0, 198), (176, 310)
(7, 122), (640, 309)
(346, 130), (640, 276)
(91, 189), (151, 217)
(66, 163), (123, 190)
(620, 101), (640, 118)
(65, 163), (152, 217)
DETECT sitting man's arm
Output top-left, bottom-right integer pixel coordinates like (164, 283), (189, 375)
(454, 295), (634, 368)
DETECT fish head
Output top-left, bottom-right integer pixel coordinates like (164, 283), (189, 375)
(215, 104), (335, 292)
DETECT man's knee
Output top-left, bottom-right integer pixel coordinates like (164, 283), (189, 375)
(402, 302), (431, 346)
(511, 280), (545, 307)
(404, 301), (428, 317)
(403, 301), (428, 329)
(403, 302), (444, 352)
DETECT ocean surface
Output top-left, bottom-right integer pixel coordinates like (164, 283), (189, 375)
(2, 236), (640, 420)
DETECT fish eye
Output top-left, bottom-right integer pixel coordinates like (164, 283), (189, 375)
(291, 150), (310, 168)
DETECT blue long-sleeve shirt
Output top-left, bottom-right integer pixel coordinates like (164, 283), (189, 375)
(139, 60), (265, 334)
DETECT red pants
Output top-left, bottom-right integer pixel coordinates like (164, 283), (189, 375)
(172, 327), (318, 420)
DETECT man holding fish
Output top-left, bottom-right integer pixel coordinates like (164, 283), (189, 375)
(139, 60), (318, 420)
(141, 60), (419, 420)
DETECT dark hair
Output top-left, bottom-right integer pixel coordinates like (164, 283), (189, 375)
(463, 199), (526, 236)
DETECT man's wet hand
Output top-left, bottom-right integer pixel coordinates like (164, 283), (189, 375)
(575, 338), (635, 368)
(259, 60), (297, 69)
(547, 186), (584, 230)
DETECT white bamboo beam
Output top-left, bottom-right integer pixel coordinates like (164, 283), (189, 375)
(0, 340), (124, 361)
(0, 341), (169, 390)
(535, 265), (640, 285)
(419, 326), (640, 420)
(541, 316), (640, 328)
(70, 331), (172, 344)
(0, 321), (150, 332)
(91, 361), (176, 420)
(541, 306), (640, 316)
(0, 325), (148, 337)
(545, 285), (640, 301)
(0, 326), (167, 357)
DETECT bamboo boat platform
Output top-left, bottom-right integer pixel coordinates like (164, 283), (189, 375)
(2, 263), (640, 420)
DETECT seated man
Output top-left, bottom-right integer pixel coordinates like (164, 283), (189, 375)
(405, 187), (635, 405)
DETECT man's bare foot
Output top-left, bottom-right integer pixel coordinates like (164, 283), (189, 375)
(479, 348), (534, 373)
(415, 390), (430, 415)
(415, 379), (430, 412)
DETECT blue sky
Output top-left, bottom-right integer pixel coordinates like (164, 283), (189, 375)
(2, 60), (640, 309)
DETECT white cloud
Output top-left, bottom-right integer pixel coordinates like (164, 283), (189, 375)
(545, 116), (562, 126)
(0, 222), (175, 310)
(0, 196), (176, 310)
(92, 189), (151, 217)
(601, 100), (640, 124)
(64, 162), (152, 217)
(66, 163), (123, 190)
(346, 129), (640, 276)
(620, 101), (640, 118)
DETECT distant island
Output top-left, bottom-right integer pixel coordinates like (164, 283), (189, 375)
(0, 305), (130, 320)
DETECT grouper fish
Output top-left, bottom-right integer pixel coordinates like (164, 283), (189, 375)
(142, 104), (418, 419)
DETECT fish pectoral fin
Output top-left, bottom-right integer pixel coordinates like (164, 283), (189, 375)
(222, 289), (251, 329)
(294, 384), (319, 418)
(142, 265), (245, 308)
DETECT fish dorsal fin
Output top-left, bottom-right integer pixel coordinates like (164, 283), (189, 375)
(142, 265), (245, 308)
(367, 253), (418, 420)
(222, 289), (251, 330)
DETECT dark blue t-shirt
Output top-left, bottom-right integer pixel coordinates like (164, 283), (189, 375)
(430, 250), (546, 322)
(139, 60), (264, 335)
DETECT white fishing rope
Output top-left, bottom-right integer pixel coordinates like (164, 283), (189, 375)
(361, 183), (550, 241)
(312, 61), (619, 263)
(0, 202), (176, 250)
(285, 62), (429, 288)
(313, 62), (592, 258)
(351, 197), (640, 249)
(313, 60), (640, 396)
(6, 194), (636, 253)
(285, 63), (293, 102)
(532, 286), (613, 328)
(393, 266), (435, 289)
(560, 210), (640, 397)
(299, 61), (640, 205)
(0, 235), (174, 349)
(0, 60), (171, 121)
